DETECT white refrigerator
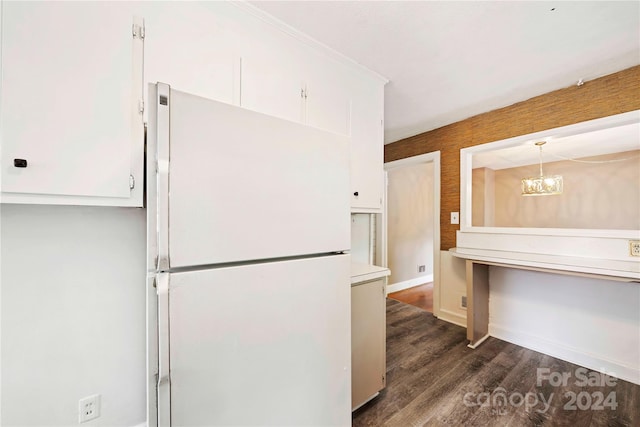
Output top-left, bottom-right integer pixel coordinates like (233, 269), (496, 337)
(146, 83), (352, 426)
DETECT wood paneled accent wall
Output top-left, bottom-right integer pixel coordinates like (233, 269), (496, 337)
(384, 65), (640, 250)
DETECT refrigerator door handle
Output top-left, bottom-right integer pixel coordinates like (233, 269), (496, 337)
(156, 82), (171, 271)
(157, 272), (171, 426)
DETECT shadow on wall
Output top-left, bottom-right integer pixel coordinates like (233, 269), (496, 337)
(472, 150), (640, 229)
(387, 161), (434, 286)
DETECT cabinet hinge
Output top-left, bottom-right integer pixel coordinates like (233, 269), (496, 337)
(138, 99), (145, 114)
(129, 174), (135, 190)
(132, 23), (145, 40)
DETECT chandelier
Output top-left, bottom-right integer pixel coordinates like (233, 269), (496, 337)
(521, 141), (563, 196)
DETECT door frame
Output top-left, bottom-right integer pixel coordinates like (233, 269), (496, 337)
(383, 151), (441, 316)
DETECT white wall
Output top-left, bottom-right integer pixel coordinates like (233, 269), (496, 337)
(489, 267), (640, 385)
(437, 250), (467, 327)
(387, 162), (434, 288)
(351, 213), (371, 264)
(1, 205), (146, 426)
(475, 150), (640, 229)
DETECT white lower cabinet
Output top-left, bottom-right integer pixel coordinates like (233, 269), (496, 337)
(351, 263), (389, 410)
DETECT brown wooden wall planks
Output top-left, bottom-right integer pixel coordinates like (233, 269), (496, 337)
(384, 65), (640, 250)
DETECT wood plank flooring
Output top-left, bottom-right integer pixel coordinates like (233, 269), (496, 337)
(388, 283), (433, 312)
(352, 299), (640, 427)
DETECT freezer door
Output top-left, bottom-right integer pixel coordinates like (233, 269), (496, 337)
(161, 88), (350, 268)
(166, 254), (351, 426)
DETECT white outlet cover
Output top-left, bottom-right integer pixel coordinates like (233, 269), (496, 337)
(451, 212), (460, 225)
(79, 394), (101, 423)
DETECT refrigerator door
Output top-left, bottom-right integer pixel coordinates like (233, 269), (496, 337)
(157, 86), (350, 268)
(166, 254), (351, 426)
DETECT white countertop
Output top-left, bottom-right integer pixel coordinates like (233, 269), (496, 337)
(351, 262), (390, 285)
(450, 248), (640, 282)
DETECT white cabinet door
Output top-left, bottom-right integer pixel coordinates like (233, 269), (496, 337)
(241, 53), (305, 124)
(143, 2), (240, 108)
(305, 66), (351, 136)
(350, 79), (385, 212)
(351, 277), (386, 409)
(243, 55), (351, 136)
(1, 2), (143, 205)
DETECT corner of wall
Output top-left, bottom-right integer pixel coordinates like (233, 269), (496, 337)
(436, 250), (467, 327)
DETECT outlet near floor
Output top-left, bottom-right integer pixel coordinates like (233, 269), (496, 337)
(79, 394), (100, 423)
(630, 240), (640, 257)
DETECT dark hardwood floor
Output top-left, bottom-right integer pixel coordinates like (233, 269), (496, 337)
(353, 299), (640, 427)
(388, 283), (433, 312)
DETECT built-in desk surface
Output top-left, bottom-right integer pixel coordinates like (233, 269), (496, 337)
(450, 248), (640, 348)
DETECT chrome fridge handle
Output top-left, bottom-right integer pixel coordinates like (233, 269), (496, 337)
(156, 82), (171, 272)
(157, 272), (171, 426)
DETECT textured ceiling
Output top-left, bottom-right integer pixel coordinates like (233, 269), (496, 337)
(249, 1), (640, 144)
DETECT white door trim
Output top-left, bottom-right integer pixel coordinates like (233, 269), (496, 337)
(384, 151), (441, 316)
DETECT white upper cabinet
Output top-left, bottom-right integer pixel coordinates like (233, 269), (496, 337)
(0, 2), (144, 206)
(241, 53), (305, 124)
(350, 77), (385, 212)
(142, 2), (240, 109)
(304, 65), (352, 136)
(0, 1), (385, 209)
(241, 49), (351, 136)
(239, 13), (352, 137)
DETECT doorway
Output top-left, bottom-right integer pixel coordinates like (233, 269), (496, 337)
(388, 283), (434, 312)
(382, 152), (441, 316)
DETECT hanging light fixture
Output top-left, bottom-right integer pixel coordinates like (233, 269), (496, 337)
(521, 141), (563, 196)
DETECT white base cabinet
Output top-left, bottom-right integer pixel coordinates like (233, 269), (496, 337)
(351, 263), (390, 410)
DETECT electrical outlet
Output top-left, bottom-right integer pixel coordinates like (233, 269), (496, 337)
(79, 394), (100, 423)
(418, 265), (426, 273)
(630, 240), (640, 257)
(461, 295), (467, 309)
(451, 212), (459, 225)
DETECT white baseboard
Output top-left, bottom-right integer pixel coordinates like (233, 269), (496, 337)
(131, 422), (147, 427)
(490, 323), (640, 386)
(386, 275), (433, 295)
(436, 308), (467, 328)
